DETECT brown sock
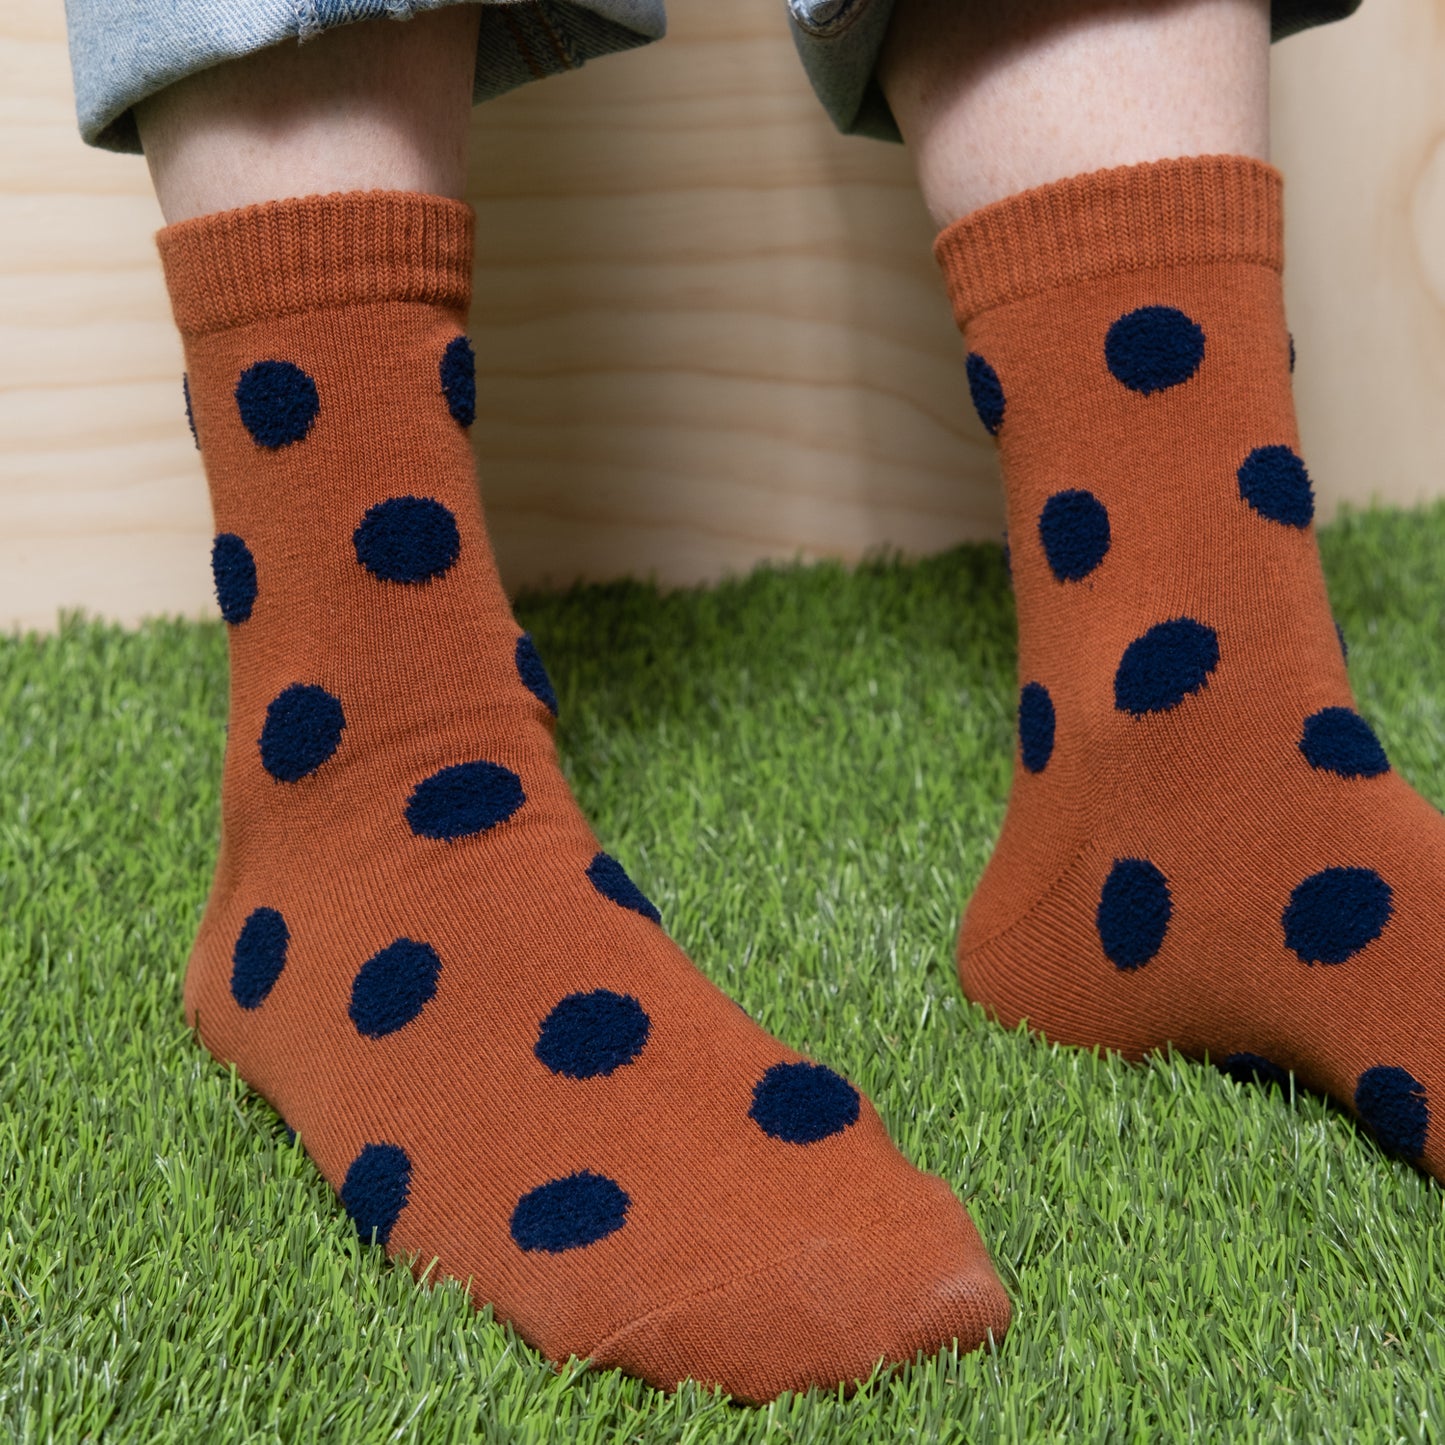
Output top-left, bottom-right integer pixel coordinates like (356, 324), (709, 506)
(939, 155), (1445, 1171)
(162, 188), (1010, 1402)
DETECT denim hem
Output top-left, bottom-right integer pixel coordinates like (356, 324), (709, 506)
(788, 0), (1367, 145)
(65, 0), (665, 154)
(65, 0), (1366, 160)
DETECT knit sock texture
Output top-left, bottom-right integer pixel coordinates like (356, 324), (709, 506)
(938, 154), (1445, 1175)
(162, 189), (1009, 1403)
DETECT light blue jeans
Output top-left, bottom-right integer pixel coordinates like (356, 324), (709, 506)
(66, 0), (1363, 155)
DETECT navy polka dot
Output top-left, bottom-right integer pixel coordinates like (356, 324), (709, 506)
(1018, 681), (1055, 774)
(1104, 306), (1205, 394)
(1038, 489), (1111, 582)
(1355, 1064), (1429, 1158)
(211, 533), (258, 625)
(965, 353), (1005, 435)
(516, 633), (558, 716)
(1113, 617), (1219, 716)
(749, 1061), (860, 1144)
(349, 938), (442, 1039)
(230, 906), (289, 1009)
(441, 335), (476, 427)
(259, 683), (345, 782)
(510, 1171), (629, 1253)
(1299, 707), (1389, 779)
(1282, 866), (1392, 964)
(341, 1142), (412, 1246)
(405, 759), (524, 840)
(1237, 445), (1314, 527)
(182, 373), (199, 448)
(235, 360), (319, 448)
(1096, 858), (1172, 970)
(1288, 332), (1296, 374)
(586, 852), (662, 924)
(353, 497), (460, 584)
(535, 989), (650, 1079)
(1220, 1053), (1291, 1092)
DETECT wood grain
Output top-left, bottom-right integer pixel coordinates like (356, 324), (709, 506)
(1, 0), (1440, 630)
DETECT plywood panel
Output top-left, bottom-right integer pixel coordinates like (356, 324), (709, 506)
(1273, 3), (1445, 529)
(1, 0), (1440, 631)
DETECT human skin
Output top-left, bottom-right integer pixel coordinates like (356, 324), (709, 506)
(134, 0), (1268, 243)
(135, 5), (482, 224)
(878, 0), (1270, 225)
(136, 0), (1268, 230)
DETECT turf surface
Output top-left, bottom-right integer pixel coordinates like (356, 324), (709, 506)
(5, 503), (1445, 1443)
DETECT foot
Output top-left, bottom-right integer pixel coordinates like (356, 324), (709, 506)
(937, 156), (1445, 1176)
(165, 189), (1011, 1402)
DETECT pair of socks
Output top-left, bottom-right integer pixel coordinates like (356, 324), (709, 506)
(160, 153), (1443, 1403)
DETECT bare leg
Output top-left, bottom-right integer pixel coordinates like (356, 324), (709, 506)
(135, 6), (482, 224)
(877, 0), (1270, 225)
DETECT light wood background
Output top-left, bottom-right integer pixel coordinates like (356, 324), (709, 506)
(1, 0), (1441, 631)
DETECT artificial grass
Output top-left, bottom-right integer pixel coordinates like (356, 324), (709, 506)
(4, 502), (1445, 1444)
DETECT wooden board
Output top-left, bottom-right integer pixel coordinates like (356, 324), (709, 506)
(1, 0), (1440, 630)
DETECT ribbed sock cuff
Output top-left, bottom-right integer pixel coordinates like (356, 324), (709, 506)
(157, 189), (475, 336)
(933, 154), (1284, 329)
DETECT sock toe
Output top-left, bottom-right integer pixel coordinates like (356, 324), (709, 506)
(589, 1175), (1009, 1402)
